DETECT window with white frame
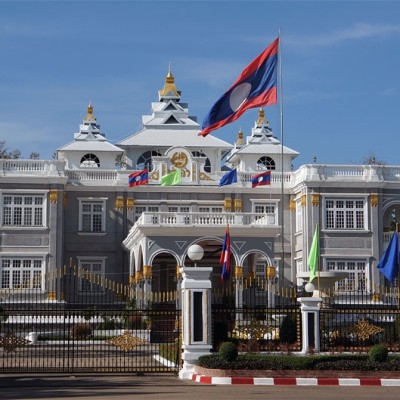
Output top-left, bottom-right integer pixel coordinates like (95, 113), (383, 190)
(296, 201), (303, 233)
(325, 198), (365, 230)
(326, 259), (367, 292)
(78, 198), (106, 232)
(134, 205), (159, 222)
(198, 206), (223, 224)
(2, 194), (45, 227)
(0, 258), (43, 290)
(253, 202), (277, 225)
(168, 206), (190, 223)
(78, 258), (105, 292)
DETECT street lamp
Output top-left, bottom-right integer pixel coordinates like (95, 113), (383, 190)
(187, 244), (204, 267)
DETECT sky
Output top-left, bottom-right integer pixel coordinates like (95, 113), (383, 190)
(0, 0), (400, 168)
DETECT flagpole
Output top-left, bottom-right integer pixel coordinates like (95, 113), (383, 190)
(278, 28), (285, 287)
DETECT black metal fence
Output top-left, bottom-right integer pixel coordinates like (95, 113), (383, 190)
(0, 266), (180, 374)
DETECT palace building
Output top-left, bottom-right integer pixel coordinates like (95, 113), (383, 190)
(0, 68), (398, 306)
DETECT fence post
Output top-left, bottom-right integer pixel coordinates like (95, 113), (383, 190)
(179, 266), (212, 379)
(297, 297), (322, 353)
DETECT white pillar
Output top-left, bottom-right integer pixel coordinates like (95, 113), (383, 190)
(297, 297), (322, 353)
(179, 266), (212, 380)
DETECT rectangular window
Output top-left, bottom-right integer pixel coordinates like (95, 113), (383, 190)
(325, 198), (365, 230)
(2, 194), (45, 227)
(253, 202), (277, 225)
(296, 201), (303, 233)
(326, 259), (366, 292)
(0, 258), (43, 290)
(78, 259), (105, 292)
(134, 205), (159, 223)
(79, 199), (106, 232)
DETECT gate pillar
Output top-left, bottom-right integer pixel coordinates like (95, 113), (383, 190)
(179, 266), (212, 379)
(297, 297), (322, 353)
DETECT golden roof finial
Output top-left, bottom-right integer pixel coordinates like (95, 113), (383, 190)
(84, 102), (96, 121)
(236, 128), (245, 146)
(256, 108), (268, 125)
(159, 64), (179, 97)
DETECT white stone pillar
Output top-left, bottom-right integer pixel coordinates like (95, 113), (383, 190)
(297, 297), (322, 353)
(179, 266), (212, 380)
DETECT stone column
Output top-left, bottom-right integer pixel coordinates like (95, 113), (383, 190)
(297, 297), (322, 353)
(179, 266), (212, 380)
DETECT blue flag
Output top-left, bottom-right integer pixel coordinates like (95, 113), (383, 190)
(377, 232), (399, 283)
(219, 169), (237, 187)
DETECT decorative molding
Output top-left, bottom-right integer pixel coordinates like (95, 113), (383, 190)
(234, 265), (243, 278)
(370, 193), (379, 207)
(311, 194), (320, 207)
(49, 190), (58, 204)
(301, 194), (307, 207)
(289, 200), (296, 212)
(143, 265), (152, 279)
(234, 199), (243, 212)
(126, 198), (135, 210)
(199, 172), (214, 181)
(224, 198), (232, 212)
(115, 196), (124, 210)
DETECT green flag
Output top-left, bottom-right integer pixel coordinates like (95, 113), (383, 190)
(160, 169), (181, 186)
(308, 224), (319, 283)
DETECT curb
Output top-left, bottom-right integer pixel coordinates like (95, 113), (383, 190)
(190, 374), (400, 386)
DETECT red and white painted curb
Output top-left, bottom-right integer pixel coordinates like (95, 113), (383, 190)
(190, 374), (400, 386)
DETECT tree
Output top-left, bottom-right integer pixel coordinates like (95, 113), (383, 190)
(0, 141), (21, 159)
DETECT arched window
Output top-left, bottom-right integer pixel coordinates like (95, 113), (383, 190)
(192, 151), (211, 173)
(137, 150), (161, 171)
(80, 153), (100, 168)
(256, 156), (275, 170)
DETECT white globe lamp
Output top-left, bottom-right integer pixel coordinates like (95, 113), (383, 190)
(187, 244), (204, 265)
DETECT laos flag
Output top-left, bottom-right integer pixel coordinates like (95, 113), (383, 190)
(129, 169), (148, 187)
(199, 37), (279, 137)
(220, 226), (231, 281)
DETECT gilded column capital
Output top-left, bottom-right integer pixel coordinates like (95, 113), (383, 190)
(311, 194), (320, 207)
(143, 265), (152, 279)
(49, 190), (58, 204)
(370, 193), (379, 207)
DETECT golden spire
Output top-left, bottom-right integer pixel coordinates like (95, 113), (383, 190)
(84, 103), (96, 121)
(236, 128), (245, 146)
(159, 64), (179, 97)
(256, 108), (268, 125)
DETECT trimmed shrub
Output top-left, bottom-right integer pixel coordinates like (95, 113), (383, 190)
(70, 323), (92, 339)
(219, 341), (238, 362)
(368, 344), (389, 363)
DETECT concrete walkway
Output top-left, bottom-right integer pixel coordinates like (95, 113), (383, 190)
(1, 374), (400, 400)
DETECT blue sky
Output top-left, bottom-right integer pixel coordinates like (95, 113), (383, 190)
(0, 0), (399, 168)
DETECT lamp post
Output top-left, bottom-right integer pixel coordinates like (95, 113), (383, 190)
(266, 265), (276, 308)
(187, 244), (204, 266)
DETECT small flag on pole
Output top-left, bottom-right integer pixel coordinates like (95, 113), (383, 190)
(308, 224), (319, 283)
(220, 226), (231, 281)
(128, 169), (148, 187)
(160, 169), (182, 186)
(219, 169), (237, 187)
(251, 171), (271, 188)
(377, 231), (399, 283)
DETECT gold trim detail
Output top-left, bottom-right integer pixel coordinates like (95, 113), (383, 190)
(143, 265), (152, 279)
(115, 196), (124, 210)
(199, 172), (214, 181)
(171, 152), (188, 168)
(370, 194), (379, 207)
(289, 200), (296, 212)
(348, 319), (384, 341)
(311, 194), (320, 207)
(234, 266), (244, 278)
(63, 192), (68, 208)
(47, 291), (56, 300)
(150, 171), (159, 180)
(224, 198), (232, 212)
(129, 275), (135, 285)
(107, 331), (146, 352)
(266, 266), (276, 279)
(234, 199), (243, 212)
(0, 333), (30, 353)
(126, 198), (135, 210)
(49, 190), (58, 204)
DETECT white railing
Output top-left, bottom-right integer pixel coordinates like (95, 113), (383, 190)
(137, 211), (278, 227)
(66, 170), (119, 181)
(0, 159), (65, 176)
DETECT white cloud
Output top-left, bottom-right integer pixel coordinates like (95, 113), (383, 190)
(286, 23), (400, 48)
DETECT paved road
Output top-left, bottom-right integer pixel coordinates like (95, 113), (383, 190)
(1, 374), (400, 400)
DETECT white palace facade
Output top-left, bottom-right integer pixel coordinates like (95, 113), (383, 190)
(1, 69), (399, 304)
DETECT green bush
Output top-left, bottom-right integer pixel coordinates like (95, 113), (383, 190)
(368, 344), (389, 363)
(219, 341), (238, 362)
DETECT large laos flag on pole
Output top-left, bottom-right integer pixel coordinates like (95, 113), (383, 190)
(199, 37), (279, 137)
